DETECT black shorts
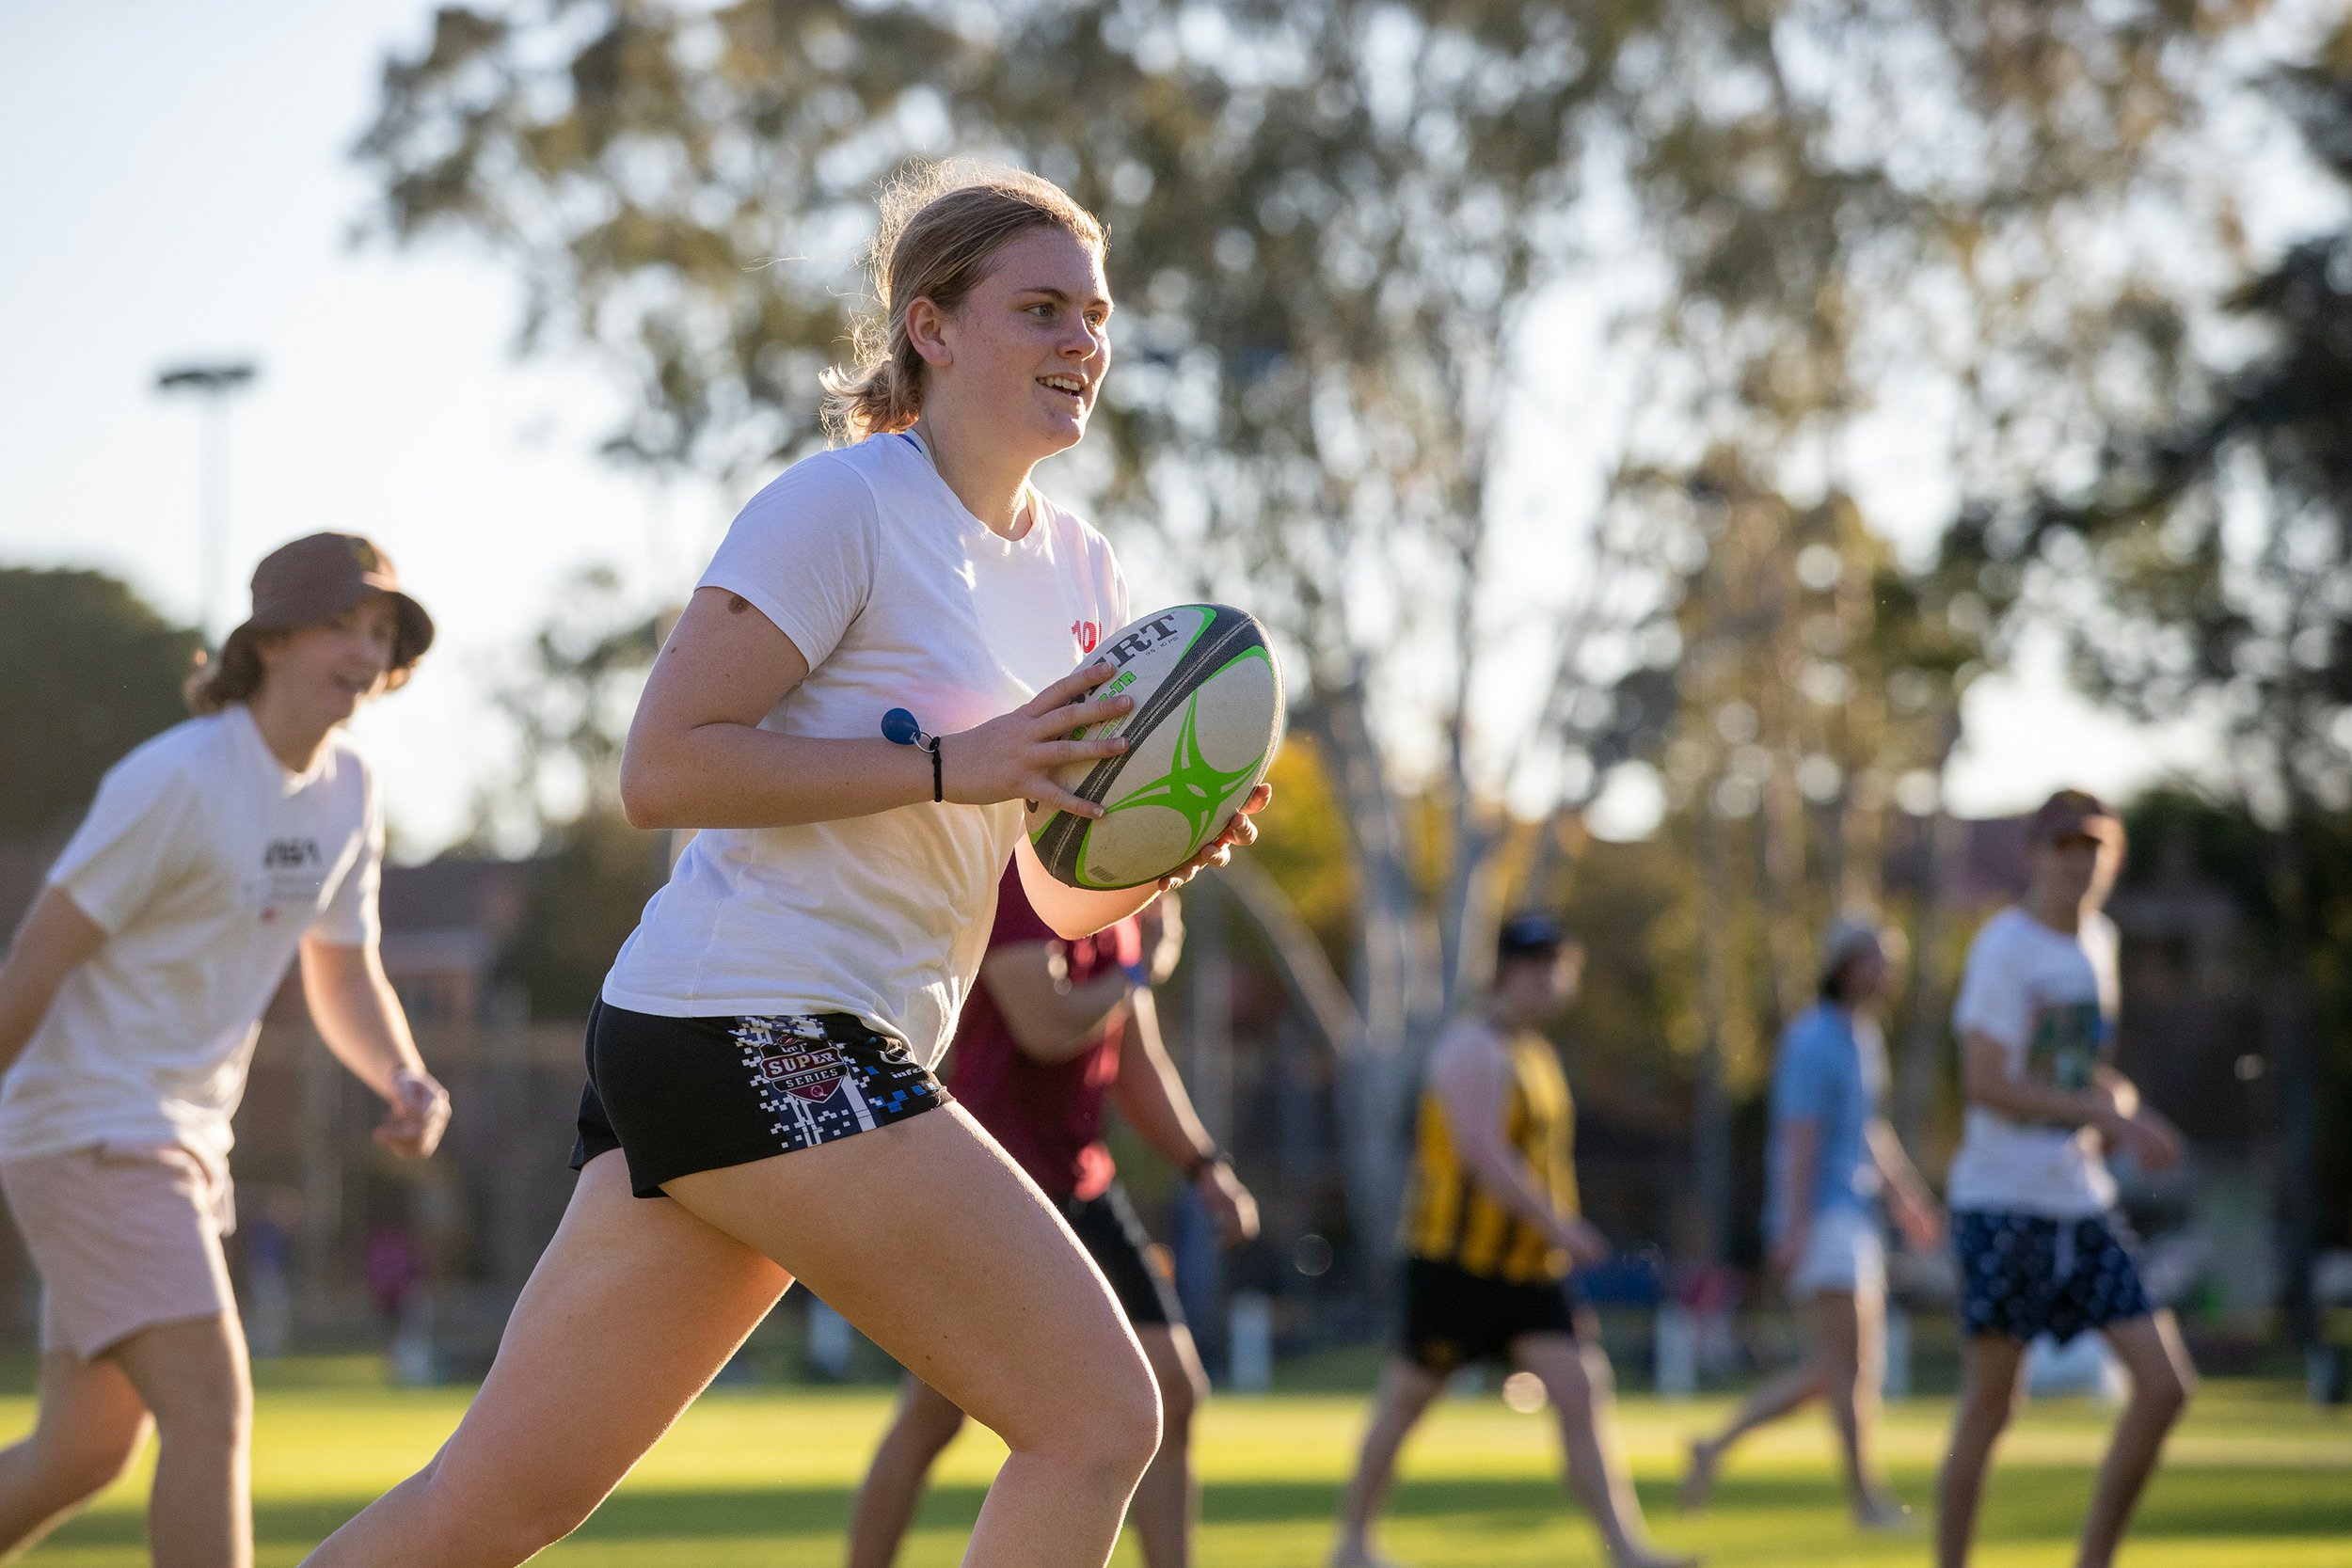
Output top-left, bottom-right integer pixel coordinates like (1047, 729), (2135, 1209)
(1400, 1256), (1580, 1375)
(570, 1000), (951, 1199)
(1064, 1184), (1183, 1331)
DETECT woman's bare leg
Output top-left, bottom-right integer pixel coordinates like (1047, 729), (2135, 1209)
(301, 1152), (790, 1567)
(1329, 1355), (1446, 1568)
(1125, 1323), (1209, 1568)
(1680, 1347), (1824, 1513)
(846, 1373), (968, 1568)
(663, 1104), (1161, 1568)
(0, 1349), (151, 1558)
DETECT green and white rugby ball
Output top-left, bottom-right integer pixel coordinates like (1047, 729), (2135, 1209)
(1027, 604), (1285, 890)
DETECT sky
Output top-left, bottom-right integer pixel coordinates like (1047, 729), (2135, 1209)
(0, 1), (2249, 859)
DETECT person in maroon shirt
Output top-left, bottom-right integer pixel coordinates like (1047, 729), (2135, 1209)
(847, 864), (1258, 1568)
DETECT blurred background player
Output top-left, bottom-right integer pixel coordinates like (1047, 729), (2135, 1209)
(847, 875), (1257, 1568)
(1680, 912), (1942, 1528)
(1330, 914), (1695, 1568)
(0, 533), (453, 1568)
(1934, 788), (2196, 1568)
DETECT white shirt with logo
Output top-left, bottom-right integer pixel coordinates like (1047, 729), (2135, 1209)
(600, 432), (1128, 1066)
(1947, 905), (2122, 1217)
(0, 706), (381, 1173)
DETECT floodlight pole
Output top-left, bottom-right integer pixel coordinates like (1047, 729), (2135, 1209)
(156, 361), (260, 643)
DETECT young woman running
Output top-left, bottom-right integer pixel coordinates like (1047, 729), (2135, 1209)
(0, 533), (452, 1568)
(304, 164), (1269, 1568)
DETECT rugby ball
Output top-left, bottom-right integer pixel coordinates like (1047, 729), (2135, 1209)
(1027, 605), (1285, 890)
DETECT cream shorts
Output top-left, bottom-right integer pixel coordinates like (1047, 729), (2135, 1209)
(0, 1145), (236, 1360)
(1788, 1204), (1885, 1301)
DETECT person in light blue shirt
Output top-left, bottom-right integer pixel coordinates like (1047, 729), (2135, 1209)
(1683, 915), (1942, 1530)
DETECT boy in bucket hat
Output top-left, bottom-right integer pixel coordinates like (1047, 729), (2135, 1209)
(0, 533), (451, 1565)
(1934, 789), (2195, 1568)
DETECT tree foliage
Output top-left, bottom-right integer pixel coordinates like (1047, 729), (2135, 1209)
(1947, 28), (2352, 826)
(0, 568), (202, 834)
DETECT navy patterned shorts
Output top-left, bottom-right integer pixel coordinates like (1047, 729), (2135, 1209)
(1952, 1209), (2153, 1344)
(571, 1000), (950, 1197)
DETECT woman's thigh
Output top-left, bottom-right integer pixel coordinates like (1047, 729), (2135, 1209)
(417, 1151), (789, 1515)
(664, 1103), (1154, 1455)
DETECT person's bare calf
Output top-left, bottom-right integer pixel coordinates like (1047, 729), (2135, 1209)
(1935, 1335), (2029, 1568)
(1124, 1324), (1207, 1568)
(1517, 1333), (1698, 1568)
(1329, 1356), (1446, 1568)
(2074, 1314), (2194, 1568)
(846, 1374), (969, 1568)
(0, 1349), (151, 1555)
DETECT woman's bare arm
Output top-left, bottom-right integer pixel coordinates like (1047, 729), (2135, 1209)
(619, 587), (1132, 832)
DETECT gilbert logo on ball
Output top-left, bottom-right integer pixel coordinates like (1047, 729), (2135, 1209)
(1027, 605), (1285, 890)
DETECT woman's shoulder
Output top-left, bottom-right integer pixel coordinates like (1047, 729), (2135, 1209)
(735, 441), (893, 525)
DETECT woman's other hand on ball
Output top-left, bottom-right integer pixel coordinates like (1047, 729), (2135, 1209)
(944, 662), (1131, 817)
(1155, 782), (1274, 890)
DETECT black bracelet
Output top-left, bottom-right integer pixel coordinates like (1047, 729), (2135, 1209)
(925, 735), (944, 803)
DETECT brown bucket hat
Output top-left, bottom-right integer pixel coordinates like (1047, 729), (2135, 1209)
(236, 532), (435, 670)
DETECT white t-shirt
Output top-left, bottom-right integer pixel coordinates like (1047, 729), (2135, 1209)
(600, 432), (1129, 1066)
(1946, 905), (2122, 1216)
(0, 706), (381, 1172)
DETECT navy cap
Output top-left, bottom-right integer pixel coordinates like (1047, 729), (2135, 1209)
(1497, 911), (1566, 961)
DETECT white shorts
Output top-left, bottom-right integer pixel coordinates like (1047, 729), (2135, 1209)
(0, 1145), (236, 1359)
(1788, 1205), (1885, 1300)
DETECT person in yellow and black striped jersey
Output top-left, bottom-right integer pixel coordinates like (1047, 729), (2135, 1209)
(1330, 914), (1697, 1568)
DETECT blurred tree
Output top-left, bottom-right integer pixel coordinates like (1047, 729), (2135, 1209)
(1595, 455), (1982, 1253)
(358, 0), (2280, 1266)
(0, 568), (202, 833)
(1942, 27), (2352, 1337)
(463, 565), (670, 1018)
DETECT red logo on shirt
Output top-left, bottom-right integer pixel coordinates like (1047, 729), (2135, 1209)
(1072, 620), (1101, 654)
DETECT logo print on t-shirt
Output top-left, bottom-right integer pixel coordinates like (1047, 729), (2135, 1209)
(252, 837), (329, 917)
(2026, 1000), (2107, 1091)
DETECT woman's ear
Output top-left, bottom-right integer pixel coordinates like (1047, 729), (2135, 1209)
(903, 295), (954, 371)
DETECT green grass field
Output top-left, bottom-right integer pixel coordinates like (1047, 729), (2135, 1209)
(14, 1365), (2348, 1565)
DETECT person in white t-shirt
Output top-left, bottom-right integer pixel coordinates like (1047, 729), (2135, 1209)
(1934, 789), (2195, 1568)
(307, 163), (1270, 1568)
(0, 533), (453, 1567)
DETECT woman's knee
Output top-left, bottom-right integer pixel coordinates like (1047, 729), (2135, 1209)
(400, 1460), (605, 1565)
(1023, 1342), (1162, 1487)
